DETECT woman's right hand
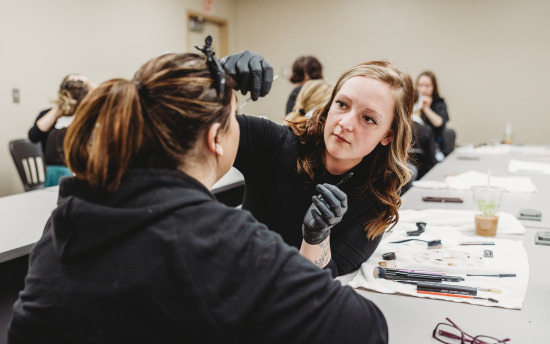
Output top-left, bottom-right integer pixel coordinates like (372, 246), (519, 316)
(302, 184), (348, 245)
(219, 50), (273, 101)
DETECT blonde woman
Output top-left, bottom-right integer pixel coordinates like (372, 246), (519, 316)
(284, 79), (332, 123)
(28, 74), (92, 159)
(234, 60), (414, 277)
(28, 74), (93, 185)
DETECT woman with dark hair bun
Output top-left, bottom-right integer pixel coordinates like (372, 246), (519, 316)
(286, 55), (324, 114)
(8, 42), (388, 344)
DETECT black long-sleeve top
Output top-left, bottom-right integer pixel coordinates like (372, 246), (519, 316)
(420, 97), (449, 139)
(235, 115), (383, 277)
(28, 109), (55, 154)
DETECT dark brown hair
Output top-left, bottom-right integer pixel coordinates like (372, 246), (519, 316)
(64, 53), (235, 192)
(289, 56), (323, 84)
(416, 70), (441, 99)
(289, 61), (414, 239)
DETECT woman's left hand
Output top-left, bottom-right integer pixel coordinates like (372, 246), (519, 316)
(302, 184), (348, 245)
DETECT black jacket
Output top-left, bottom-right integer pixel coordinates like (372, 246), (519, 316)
(420, 97), (449, 139)
(8, 169), (387, 344)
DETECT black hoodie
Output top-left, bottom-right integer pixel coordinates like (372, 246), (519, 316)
(8, 169), (387, 344)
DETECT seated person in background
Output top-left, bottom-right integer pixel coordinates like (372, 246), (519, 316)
(8, 43), (388, 343)
(230, 54), (414, 277)
(410, 89), (437, 179)
(28, 74), (93, 185)
(285, 55), (324, 114)
(415, 70), (450, 160)
(284, 79), (332, 124)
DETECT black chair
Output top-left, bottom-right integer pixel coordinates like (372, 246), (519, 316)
(9, 139), (46, 191)
(438, 128), (456, 157)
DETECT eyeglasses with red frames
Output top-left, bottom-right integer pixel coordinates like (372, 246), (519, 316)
(433, 317), (511, 344)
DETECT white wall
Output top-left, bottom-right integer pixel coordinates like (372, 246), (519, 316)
(0, 0), (236, 196)
(2, 0), (550, 196)
(233, 0), (550, 148)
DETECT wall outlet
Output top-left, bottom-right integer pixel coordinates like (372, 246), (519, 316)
(12, 88), (20, 103)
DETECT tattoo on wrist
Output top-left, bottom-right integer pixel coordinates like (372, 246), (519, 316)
(313, 240), (330, 267)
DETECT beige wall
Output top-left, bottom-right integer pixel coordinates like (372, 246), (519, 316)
(0, 0), (236, 196)
(2, 0), (549, 196)
(233, 0), (550, 148)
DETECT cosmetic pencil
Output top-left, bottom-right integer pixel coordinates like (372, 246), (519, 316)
(335, 172), (354, 187)
(395, 280), (477, 296)
(374, 267), (464, 283)
(466, 274), (516, 277)
(459, 241), (495, 246)
(396, 280), (502, 294)
(397, 269), (446, 276)
(238, 75), (279, 109)
(417, 291), (499, 303)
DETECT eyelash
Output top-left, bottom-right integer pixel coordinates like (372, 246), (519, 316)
(363, 116), (376, 125)
(336, 99), (377, 125)
(336, 100), (347, 109)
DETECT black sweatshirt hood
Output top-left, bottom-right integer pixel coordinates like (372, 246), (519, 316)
(50, 169), (214, 262)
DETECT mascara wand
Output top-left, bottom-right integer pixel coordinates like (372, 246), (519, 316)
(389, 238), (442, 249)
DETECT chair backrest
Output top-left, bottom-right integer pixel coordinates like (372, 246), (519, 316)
(9, 139), (46, 192)
(440, 128), (456, 156)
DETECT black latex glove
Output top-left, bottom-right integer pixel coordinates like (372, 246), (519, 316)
(302, 184), (348, 245)
(219, 50), (273, 101)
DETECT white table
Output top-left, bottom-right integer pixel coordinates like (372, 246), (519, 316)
(338, 148), (550, 342)
(0, 168), (244, 263)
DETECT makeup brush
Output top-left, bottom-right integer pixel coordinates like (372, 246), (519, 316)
(389, 238), (442, 249)
(373, 267), (464, 282)
(466, 274), (516, 277)
(417, 291), (499, 303)
(397, 280), (502, 295)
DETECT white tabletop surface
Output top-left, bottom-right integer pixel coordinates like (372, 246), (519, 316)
(338, 147), (550, 343)
(0, 167), (244, 263)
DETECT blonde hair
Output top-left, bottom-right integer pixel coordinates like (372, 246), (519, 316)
(284, 79), (332, 124)
(289, 60), (414, 239)
(55, 75), (90, 116)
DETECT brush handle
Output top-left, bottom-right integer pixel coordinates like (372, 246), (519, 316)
(418, 291), (498, 303)
(418, 290), (474, 299)
(385, 268), (463, 282)
(417, 281), (477, 296)
(466, 274), (516, 277)
(335, 172), (354, 187)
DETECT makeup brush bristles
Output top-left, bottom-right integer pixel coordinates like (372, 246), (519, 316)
(476, 287), (502, 294)
(373, 266), (386, 279)
(426, 240), (442, 249)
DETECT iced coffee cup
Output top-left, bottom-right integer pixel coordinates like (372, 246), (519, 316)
(472, 185), (504, 237)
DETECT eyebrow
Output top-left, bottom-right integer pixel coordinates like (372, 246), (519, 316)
(337, 93), (383, 120)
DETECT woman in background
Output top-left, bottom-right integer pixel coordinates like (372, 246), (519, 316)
(416, 71), (449, 155)
(230, 57), (414, 277)
(9, 46), (388, 343)
(285, 55), (324, 114)
(284, 79), (332, 124)
(28, 74), (92, 160)
(28, 74), (93, 185)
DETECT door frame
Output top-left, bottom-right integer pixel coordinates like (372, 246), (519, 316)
(186, 10), (228, 57)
